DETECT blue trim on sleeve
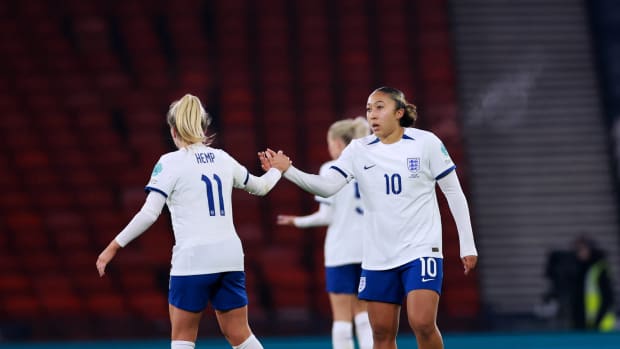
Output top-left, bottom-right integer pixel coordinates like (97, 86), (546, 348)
(243, 171), (249, 185)
(145, 186), (168, 198)
(368, 134), (414, 144)
(435, 165), (456, 180)
(329, 166), (348, 179)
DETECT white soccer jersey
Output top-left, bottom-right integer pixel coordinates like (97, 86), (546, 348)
(315, 160), (364, 267)
(331, 128), (456, 270)
(145, 144), (250, 276)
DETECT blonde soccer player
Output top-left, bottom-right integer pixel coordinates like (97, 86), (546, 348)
(96, 94), (289, 349)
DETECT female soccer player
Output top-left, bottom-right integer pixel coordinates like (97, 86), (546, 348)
(276, 117), (373, 349)
(96, 94), (289, 349)
(261, 86), (478, 349)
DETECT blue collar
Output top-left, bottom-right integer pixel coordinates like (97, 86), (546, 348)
(367, 133), (415, 145)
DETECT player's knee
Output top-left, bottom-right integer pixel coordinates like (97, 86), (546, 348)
(220, 324), (251, 345)
(223, 332), (251, 346)
(408, 316), (436, 339)
(371, 323), (397, 342)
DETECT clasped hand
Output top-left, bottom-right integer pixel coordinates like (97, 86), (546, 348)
(258, 148), (291, 173)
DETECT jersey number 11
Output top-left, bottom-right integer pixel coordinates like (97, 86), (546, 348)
(201, 174), (225, 216)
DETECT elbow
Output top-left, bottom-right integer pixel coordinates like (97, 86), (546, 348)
(252, 189), (269, 196)
(316, 188), (338, 198)
(248, 185), (271, 196)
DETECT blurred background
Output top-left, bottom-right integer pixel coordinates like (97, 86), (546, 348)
(0, 0), (619, 345)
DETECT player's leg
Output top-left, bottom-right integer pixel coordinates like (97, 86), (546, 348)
(215, 306), (262, 348)
(330, 293), (355, 349)
(326, 264), (364, 349)
(352, 299), (373, 349)
(366, 301), (400, 349)
(212, 271), (263, 349)
(169, 274), (214, 349)
(349, 262), (372, 349)
(402, 257), (444, 349)
(406, 290), (443, 349)
(169, 304), (202, 348)
(357, 268), (404, 349)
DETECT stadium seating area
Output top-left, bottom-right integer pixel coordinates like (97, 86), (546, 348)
(0, 0), (479, 339)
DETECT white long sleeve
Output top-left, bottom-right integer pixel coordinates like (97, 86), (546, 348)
(243, 168), (282, 196)
(114, 192), (166, 247)
(437, 170), (478, 257)
(283, 166), (349, 198)
(294, 203), (333, 228)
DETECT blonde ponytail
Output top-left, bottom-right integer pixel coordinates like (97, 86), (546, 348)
(350, 116), (370, 139)
(167, 94), (212, 145)
(328, 116), (370, 145)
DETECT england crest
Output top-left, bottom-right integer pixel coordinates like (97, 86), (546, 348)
(358, 276), (366, 293)
(407, 158), (420, 173)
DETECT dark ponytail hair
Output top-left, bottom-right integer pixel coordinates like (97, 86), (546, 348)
(373, 86), (417, 127)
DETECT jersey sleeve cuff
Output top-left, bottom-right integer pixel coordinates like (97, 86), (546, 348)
(435, 165), (456, 180)
(144, 186), (168, 198)
(329, 165), (348, 179)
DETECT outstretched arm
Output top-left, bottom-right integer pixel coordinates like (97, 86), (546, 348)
(437, 170), (478, 275)
(96, 192), (166, 276)
(259, 148), (348, 198)
(242, 150), (291, 195)
(277, 202), (333, 228)
(284, 166), (348, 198)
(243, 168), (282, 196)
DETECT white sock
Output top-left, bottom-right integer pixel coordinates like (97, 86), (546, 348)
(232, 334), (264, 349)
(171, 340), (195, 349)
(354, 312), (373, 349)
(332, 321), (354, 349)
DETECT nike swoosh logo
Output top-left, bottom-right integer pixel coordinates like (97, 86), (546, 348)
(422, 278), (435, 282)
(363, 164), (376, 170)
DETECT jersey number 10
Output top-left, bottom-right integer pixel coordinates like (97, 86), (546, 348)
(420, 257), (438, 278)
(201, 174), (225, 216)
(384, 173), (402, 195)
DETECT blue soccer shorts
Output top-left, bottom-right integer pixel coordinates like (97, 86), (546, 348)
(325, 263), (363, 294)
(168, 271), (248, 312)
(358, 257), (443, 304)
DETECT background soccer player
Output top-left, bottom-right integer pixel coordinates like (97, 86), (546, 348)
(276, 117), (373, 349)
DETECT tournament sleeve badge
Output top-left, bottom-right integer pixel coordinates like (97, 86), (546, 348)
(151, 162), (163, 177)
(440, 144), (452, 163)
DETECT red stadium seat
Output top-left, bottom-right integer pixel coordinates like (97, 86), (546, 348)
(39, 292), (83, 317)
(33, 273), (84, 318)
(12, 230), (49, 252)
(62, 251), (100, 273)
(262, 265), (311, 309)
(22, 252), (61, 274)
(126, 291), (169, 320)
(74, 273), (116, 295)
(118, 270), (158, 292)
(1, 294), (41, 319)
(0, 189), (31, 211)
(84, 293), (130, 318)
(0, 273), (31, 295)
